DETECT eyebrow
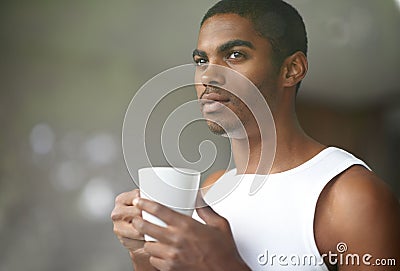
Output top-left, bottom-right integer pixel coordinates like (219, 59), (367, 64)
(192, 49), (207, 59)
(192, 39), (255, 59)
(218, 39), (255, 53)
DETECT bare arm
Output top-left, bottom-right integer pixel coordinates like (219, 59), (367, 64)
(315, 166), (400, 271)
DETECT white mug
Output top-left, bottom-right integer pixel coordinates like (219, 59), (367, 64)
(138, 167), (201, 241)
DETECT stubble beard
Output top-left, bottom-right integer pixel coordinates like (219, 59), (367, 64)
(205, 103), (250, 137)
(206, 119), (228, 135)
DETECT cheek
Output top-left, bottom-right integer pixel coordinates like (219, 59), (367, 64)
(228, 95), (251, 118)
(245, 69), (279, 105)
(244, 69), (267, 89)
(237, 58), (276, 88)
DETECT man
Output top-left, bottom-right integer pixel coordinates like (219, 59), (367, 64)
(111, 1), (400, 270)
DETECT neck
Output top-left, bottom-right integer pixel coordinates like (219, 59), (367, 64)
(231, 92), (324, 174)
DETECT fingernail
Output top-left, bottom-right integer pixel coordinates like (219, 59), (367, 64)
(132, 198), (140, 206)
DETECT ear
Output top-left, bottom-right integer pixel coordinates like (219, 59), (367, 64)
(281, 51), (308, 88)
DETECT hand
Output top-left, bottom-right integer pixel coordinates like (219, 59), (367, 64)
(132, 197), (251, 271)
(111, 189), (157, 271)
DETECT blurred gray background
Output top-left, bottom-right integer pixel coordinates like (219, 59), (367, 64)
(0, 1), (399, 271)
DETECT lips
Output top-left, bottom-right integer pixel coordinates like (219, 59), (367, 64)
(200, 92), (230, 113)
(201, 92), (230, 102)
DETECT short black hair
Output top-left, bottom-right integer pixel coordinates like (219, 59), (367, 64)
(201, 0), (308, 90)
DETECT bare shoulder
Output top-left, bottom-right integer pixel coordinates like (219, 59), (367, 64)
(325, 166), (399, 209)
(315, 165), (400, 270)
(201, 170), (226, 193)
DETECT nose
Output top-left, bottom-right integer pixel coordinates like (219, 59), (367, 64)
(200, 64), (226, 87)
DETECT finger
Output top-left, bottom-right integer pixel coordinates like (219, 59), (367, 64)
(119, 237), (145, 250)
(195, 189), (207, 207)
(130, 248), (154, 269)
(114, 221), (144, 240)
(149, 256), (169, 271)
(135, 198), (185, 226)
(111, 205), (142, 221)
(132, 216), (172, 244)
(143, 241), (172, 259)
(195, 199), (229, 230)
(115, 189), (140, 206)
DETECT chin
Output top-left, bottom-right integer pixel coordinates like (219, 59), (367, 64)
(207, 120), (227, 135)
(206, 120), (248, 139)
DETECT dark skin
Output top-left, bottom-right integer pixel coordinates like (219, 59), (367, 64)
(112, 189), (249, 271)
(111, 14), (400, 271)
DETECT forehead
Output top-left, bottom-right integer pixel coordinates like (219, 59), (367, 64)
(197, 13), (268, 51)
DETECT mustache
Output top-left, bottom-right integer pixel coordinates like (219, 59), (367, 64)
(200, 85), (227, 100)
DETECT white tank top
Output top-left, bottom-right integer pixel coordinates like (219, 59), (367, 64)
(194, 147), (370, 270)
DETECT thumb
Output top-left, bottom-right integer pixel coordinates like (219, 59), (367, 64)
(195, 194), (228, 229)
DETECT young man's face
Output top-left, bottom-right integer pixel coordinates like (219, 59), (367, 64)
(193, 13), (280, 136)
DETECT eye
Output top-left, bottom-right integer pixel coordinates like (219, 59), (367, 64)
(227, 51), (245, 60)
(194, 57), (208, 66)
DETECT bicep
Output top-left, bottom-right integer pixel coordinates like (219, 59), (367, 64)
(341, 197), (399, 270)
(327, 169), (400, 270)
